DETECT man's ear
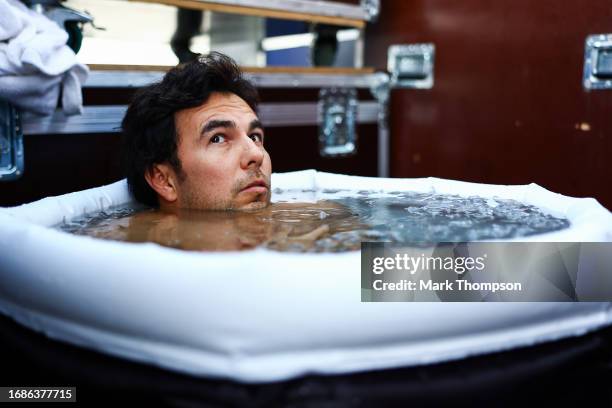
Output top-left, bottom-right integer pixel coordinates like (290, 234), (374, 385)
(144, 163), (178, 203)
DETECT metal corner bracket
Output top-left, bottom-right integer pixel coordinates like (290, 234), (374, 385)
(583, 34), (612, 90)
(0, 100), (24, 182)
(360, 0), (380, 22)
(318, 88), (359, 157)
(388, 43), (435, 89)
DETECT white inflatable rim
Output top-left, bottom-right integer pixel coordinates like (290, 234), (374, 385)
(0, 170), (611, 383)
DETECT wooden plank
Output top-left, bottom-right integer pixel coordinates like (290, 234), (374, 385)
(243, 66), (374, 74)
(130, 0), (366, 28)
(88, 64), (171, 72)
(88, 64), (375, 75)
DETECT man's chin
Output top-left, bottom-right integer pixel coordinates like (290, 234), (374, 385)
(232, 188), (271, 211)
(234, 200), (270, 212)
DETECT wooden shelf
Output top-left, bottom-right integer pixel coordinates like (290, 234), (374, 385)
(130, 0), (369, 28)
(85, 64), (379, 88)
(88, 64), (374, 74)
(87, 64), (172, 72)
(243, 66), (374, 75)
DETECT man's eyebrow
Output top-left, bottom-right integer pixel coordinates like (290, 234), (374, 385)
(249, 119), (264, 132)
(200, 119), (236, 135)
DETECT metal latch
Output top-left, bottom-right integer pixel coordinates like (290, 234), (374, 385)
(360, 0), (380, 22)
(583, 34), (612, 90)
(388, 43), (435, 89)
(318, 88), (358, 157)
(0, 99), (24, 181)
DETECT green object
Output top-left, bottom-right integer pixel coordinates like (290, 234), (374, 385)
(64, 21), (83, 54)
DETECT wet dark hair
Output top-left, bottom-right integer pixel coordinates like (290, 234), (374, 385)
(120, 52), (259, 207)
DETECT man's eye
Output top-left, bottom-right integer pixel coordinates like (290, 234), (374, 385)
(210, 134), (226, 143)
(250, 133), (263, 143)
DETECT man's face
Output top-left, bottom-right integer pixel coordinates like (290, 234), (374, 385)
(170, 92), (272, 211)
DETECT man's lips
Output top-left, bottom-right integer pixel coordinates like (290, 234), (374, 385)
(240, 180), (269, 194)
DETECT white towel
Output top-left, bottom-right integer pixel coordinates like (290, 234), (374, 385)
(0, 0), (88, 115)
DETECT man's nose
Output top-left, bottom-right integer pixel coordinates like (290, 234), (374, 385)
(240, 134), (264, 169)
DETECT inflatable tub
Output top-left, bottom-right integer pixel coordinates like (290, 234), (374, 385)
(1, 170), (611, 383)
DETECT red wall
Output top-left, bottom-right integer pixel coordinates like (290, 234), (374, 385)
(365, 1), (612, 210)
